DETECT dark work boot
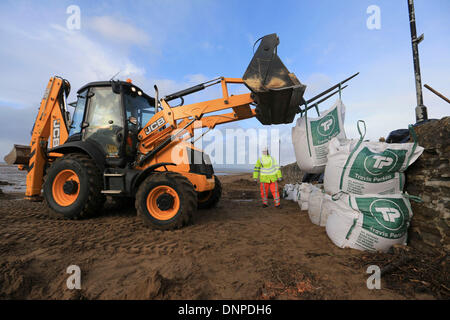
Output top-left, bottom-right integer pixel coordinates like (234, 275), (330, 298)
(262, 204), (268, 208)
(276, 204), (282, 209)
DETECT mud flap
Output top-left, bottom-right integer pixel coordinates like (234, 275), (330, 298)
(243, 33), (306, 125)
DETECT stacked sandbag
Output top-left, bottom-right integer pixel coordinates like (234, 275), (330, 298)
(282, 184), (296, 201)
(292, 99), (347, 174)
(282, 184), (302, 201)
(323, 121), (423, 252)
(297, 183), (319, 211)
(283, 183), (324, 213)
(320, 196), (335, 226)
(324, 122), (424, 195)
(307, 189), (333, 226)
(325, 193), (414, 252)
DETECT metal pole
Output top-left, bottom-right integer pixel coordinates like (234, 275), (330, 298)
(407, 0), (428, 122)
(193, 127), (212, 143)
(424, 84), (450, 104)
(304, 72), (359, 106)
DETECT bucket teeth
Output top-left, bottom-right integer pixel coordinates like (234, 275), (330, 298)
(243, 33), (306, 125)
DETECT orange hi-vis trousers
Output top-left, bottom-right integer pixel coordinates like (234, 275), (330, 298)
(260, 182), (280, 207)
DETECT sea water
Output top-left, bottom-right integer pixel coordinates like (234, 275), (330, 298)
(0, 163), (27, 193)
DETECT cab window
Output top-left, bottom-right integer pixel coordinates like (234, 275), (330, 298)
(69, 89), (87, 136)
(84, 87), (124, 157)
(123, 88), (155, 130)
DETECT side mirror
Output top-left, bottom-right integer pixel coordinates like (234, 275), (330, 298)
(111, 81), (121, 94)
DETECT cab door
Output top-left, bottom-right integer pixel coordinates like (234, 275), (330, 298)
(83, 86), (125, 161)
(67, 88), (88, 140)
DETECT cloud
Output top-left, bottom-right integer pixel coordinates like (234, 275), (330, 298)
(201, 42), (213, 50)
(87, 16), (150, 45)
(0, 22), (146, 108)
(0, 105), (37, 160)
(200, 41), (224, 52)
(246, 33), (255, 47)
(303, 73), (333, 96)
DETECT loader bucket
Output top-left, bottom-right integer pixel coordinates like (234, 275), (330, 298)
(4, 144), (31, 165)
(243, 33), (306, 125)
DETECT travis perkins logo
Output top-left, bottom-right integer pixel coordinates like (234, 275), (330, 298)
(368, 199), (406, 237)
(317, 115), (335, 136)
(363, 150), (398, 176)
(310, 107), (341, 146)
(357, 197), (410, 239)
(349, 147), (407, 183)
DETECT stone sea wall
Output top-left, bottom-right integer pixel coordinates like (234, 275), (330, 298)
(406, 116), (449, 253)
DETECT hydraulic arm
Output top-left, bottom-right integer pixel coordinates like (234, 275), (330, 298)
(5, 77), (70, 200)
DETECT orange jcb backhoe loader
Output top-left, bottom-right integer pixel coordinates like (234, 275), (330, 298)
(4, 34), (356, 230)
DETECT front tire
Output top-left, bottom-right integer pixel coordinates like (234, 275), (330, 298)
(43, 153), (105, 219)
(136, 172), (197, 230)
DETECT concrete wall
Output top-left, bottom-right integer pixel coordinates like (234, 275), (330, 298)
(406, 116), (449, 253)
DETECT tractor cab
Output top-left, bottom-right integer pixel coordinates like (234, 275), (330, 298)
(68, 80), (155, 166)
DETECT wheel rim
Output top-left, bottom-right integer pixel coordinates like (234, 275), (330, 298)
(146, 186), (180, 220)
(52, 169), (80, 207)
(198, 190), (213, 203)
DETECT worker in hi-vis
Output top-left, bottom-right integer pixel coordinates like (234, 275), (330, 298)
(253, 147), (282, 208)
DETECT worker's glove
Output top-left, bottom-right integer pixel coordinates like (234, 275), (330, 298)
(278, 178), (282, 182)
(254, 179), (258, 183)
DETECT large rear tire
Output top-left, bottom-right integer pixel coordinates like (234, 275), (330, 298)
(197, 175), (222, 209)
(136, 172), (197, 230)
(43, 153), (105, 219)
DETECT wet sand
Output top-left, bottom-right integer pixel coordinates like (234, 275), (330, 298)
(0, 173), (413, 299)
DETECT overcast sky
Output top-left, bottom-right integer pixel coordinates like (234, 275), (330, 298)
(0, 0), (448, 165)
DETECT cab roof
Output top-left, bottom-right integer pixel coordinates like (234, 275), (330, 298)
(77, 80), (155, 104)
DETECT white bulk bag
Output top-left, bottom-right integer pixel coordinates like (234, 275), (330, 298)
(308, 190), (332, 226)
(325, 193), (415, 252)
(292, 98), (347, 174)
(324, 121), (424, 195)
(282, 184), (296, 200)
(324, 198), (358, 247)
(307, 188), (323, 225)
(294, 184), (302, 202)
(320, 195), (336, 227)
(283, 184), (304, 202)
(297, 183), (316, 210)
(300, 202), (309, 211)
